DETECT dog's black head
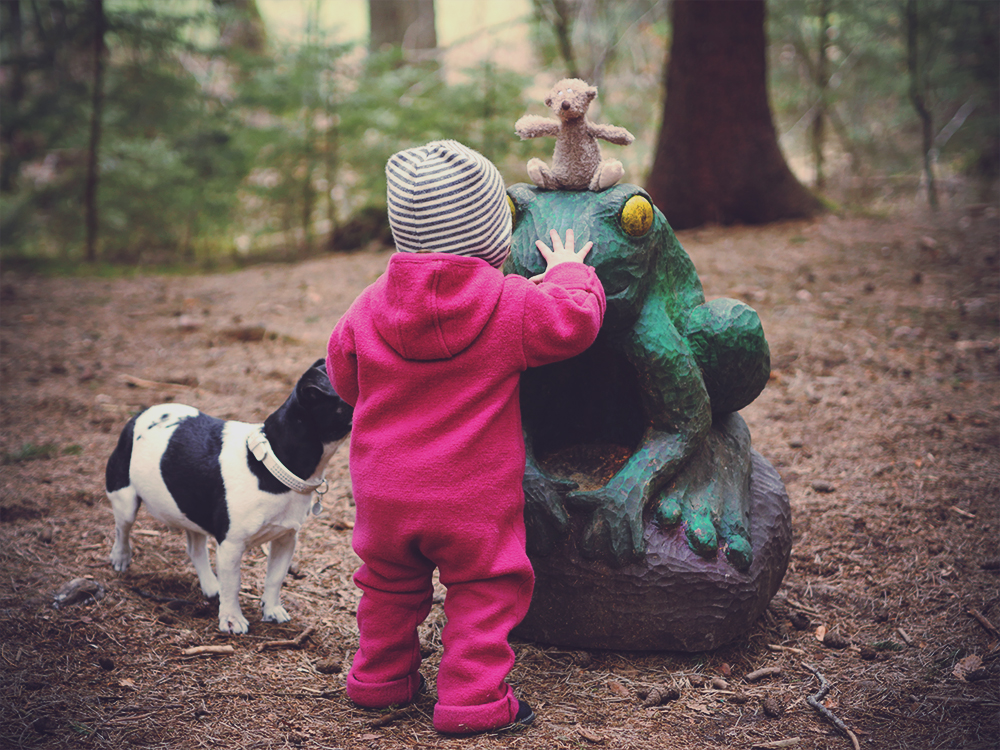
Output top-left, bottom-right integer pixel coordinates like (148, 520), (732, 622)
(295, 358), (353, 445)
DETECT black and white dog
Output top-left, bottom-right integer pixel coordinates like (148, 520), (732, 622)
(105, 359), (352, 634)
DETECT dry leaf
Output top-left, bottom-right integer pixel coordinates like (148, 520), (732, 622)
(606, 681), (630, 698)
(577, 727), (605, 744)
(953, 654), (983, 681)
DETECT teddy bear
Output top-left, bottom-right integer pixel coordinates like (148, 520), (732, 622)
(514, 78), (635, 192)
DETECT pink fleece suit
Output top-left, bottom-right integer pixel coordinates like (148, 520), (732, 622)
(326, 252), (605, 734)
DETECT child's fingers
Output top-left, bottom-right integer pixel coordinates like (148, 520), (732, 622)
(548, 228), (565, 253)
(576, 240), (594, 261)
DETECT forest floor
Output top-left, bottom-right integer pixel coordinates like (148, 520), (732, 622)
(1, 200), (998, 750)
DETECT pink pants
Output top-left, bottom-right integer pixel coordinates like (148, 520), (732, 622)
(347, 496), (534, 734)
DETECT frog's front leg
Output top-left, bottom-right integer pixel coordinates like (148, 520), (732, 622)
(567, 299), (712, 566)
(523, 434), (578, 557)
(566, 429), (694, 564)
(654, 412), (755, 570)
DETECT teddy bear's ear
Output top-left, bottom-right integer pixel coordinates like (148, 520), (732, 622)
(544, 95), (553, 108)
(585, 86), (597, 100)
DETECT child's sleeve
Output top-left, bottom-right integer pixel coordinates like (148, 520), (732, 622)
(326, 316), (360, 407)
(521, 262), (606, 368)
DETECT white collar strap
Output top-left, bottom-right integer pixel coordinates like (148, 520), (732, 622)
(247, 428), (327, 498)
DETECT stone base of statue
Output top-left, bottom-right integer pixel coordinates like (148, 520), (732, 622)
(514, 451), (791, 652)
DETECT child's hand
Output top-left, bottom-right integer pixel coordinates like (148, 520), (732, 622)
(531, 229), (594, 282)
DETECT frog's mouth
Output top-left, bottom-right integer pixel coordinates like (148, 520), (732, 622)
(521, 334), (645, 490)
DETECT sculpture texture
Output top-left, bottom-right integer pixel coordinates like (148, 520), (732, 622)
(504, 183), (792, 651)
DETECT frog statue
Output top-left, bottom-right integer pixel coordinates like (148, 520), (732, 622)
(504, 183), (792, 651)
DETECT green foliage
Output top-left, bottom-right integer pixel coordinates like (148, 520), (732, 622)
(227, 38), (529, 257)
(2, 442), (80, 465)
(1, 2), (249, 263)
(1, 0), (529, 267)
(768, 0), (998, 196)
(3, 0), (994, 269)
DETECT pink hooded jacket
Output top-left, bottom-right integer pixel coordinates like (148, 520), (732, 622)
(326, 252), (605, 508)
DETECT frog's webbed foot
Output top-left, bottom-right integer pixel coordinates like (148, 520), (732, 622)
(653, 413), (754, 571)
(523, 455), (577, 557)
(566, 485), (646, 567)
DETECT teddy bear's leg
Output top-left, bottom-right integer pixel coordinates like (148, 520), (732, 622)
(527, 158), (557, 190)
(590, 159), (625, 191)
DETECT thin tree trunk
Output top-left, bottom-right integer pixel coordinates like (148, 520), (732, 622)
(533, 0), (579, 79)
(812, 0), (830, 189)
(906, 0), (938, 210)
(84, 0), (105, 263)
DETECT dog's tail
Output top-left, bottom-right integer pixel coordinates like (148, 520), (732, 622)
(105, 413), (140, 494)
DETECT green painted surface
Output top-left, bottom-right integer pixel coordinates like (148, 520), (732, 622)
(506, 184), (770, 569)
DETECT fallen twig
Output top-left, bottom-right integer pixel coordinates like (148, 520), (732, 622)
(785, 598), (824, 618)
(121, 373), (196, 391)
(257, 624), (316, 652)
(182, 645), (235, 656)
(768, 644), (806, 655)
(752, 738), (801, 748)
(804, 664), (860, 750)
(966, 607), (1000, 639)
(369, 704), (418, 728)
(745, 666), (782, 682)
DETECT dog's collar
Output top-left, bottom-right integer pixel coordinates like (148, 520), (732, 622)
(247, 429), (328, 511)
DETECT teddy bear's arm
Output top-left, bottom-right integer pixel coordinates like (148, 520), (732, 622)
(515, 114), (562, 140)
(589, 123), (635, 146)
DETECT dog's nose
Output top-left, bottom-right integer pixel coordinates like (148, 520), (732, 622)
(561, 100), (570, 110)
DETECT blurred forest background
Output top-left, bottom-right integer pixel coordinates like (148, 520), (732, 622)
(1, 0), (997, 270)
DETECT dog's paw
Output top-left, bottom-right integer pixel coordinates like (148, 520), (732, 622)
(200, 581), (221, 599)
(261, 604), (291, 624)
(218, 612), (250, 635)
(109, 547), (131, 572)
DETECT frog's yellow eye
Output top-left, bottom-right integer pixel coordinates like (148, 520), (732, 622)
(507, 194), (517, 227)
(621, 195), (653, 236)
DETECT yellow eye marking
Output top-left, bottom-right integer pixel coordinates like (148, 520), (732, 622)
(507, 195), (516, 226)
(621, 195), (653, 236)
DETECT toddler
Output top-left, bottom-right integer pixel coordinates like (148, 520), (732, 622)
(326, 139), (605, 735)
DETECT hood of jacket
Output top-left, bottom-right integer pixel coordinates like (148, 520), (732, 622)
(371, 253), (506, 361)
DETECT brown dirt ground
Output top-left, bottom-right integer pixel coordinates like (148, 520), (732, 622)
(1, 203), (998, 750)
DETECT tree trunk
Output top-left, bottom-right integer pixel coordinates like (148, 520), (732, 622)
(1, 0), (25, 193)
(532, 0), (580, 79)
(812, 0), (830, 189)
(212, 0), (267, 55)
(906, 0), (938, 210)
(84, 0), (106, 264)
(646, 0), (821, 230)
(368, 0), (436, 58)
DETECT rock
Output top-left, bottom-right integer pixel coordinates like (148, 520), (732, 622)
(314, 655), (342, 674)
(52, 578), (105, 609)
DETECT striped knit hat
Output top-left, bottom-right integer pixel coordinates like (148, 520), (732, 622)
(386, 140), (512, 268)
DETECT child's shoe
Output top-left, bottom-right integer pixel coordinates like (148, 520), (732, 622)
(439, 698), (535, 736)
